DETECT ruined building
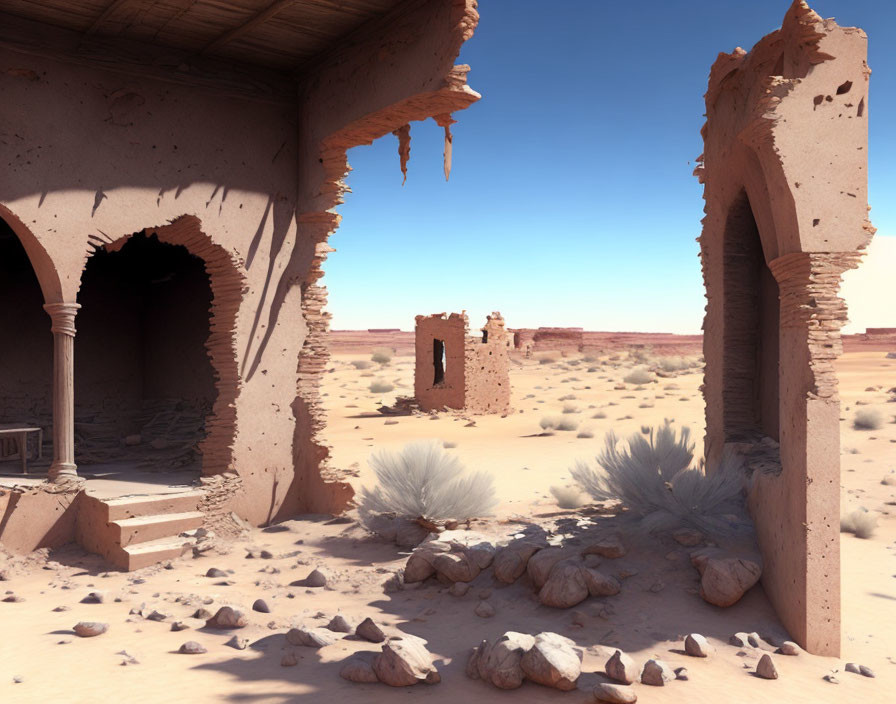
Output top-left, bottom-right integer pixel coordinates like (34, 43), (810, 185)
(697, 0), (874, 656)
(414, 312), (511, 414)
(0, 0), (480, 568)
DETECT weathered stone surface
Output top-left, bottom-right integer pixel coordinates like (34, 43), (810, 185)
(538, 561), (589, 608)
(684, 633), (713, 657)
(73, 622), (108, 637)
(403, 552), (437, 583)
(779, 641), (801, 656)
(340, 654), (380, 683)
(327, 614), (356, 633)
(519, 632), (581, 691)
(286, 626), (337, 648)
(205, 606), (247, 629)
(431, 551), (481, 583)
(640, 659), (674, 686)
(605, 649), (638, 684)
(226, 636), (249, 650)
(373, 636), (439, 687)
(756, 654), (778, 679)
(476, 632), (536, 689)
(691, 549), (761, 607)
(404, 532), (495, 584)
(178, 641), (206, 654)
(583, 567), (621, 596)
(582, 535), (625, 559)
(493, 540), (543, 584)
(594, 681), (638, 703)
(526, 547), (570, 589)
(356, 617), (386, 643)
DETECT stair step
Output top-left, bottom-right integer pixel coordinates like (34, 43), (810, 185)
(120, 536), (195, 571)
(104, 490), (204, 521)
(113, 511), (205, 547)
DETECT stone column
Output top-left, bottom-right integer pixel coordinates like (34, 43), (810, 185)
(43, 303), (80, 482)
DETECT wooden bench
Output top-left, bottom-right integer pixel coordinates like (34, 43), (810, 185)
(0, 426), (43, 474)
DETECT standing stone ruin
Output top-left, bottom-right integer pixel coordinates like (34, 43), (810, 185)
(414, 312), (511, 414)
(697, 0), (875, 656)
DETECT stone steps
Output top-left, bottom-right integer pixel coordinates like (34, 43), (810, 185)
(117, 535), (196, 571)
(113, 510), (204, 548)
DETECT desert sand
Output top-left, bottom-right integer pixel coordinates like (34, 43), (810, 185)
(1, 344), (894, 703)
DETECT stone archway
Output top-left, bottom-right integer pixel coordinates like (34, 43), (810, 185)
(76, 216), (246, 479)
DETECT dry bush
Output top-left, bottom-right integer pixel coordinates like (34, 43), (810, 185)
(853, 408), (883, 430)
(881, 472), (896, 486)
(592, 411), (607, 419)
(583, 355), (598, 363)
(550, 485), (588, 509)
(562, 402), (579, 414)
(538, 356), (557, 365)
(576, 428), (594, 439)
(371, 347), (393, 364)
(351, 360), (373, 370)
(559, 394), (577, 401)
(358, 441), (497, 526)
(369, 379), (395, 394)
(655, 356), (698, 372)
(443, 441), (458, 449)
(840, 508), (878, 539)
(623, 367), (653, 385)
(542, 416), (578, 432)
(569, 422), (747, 534)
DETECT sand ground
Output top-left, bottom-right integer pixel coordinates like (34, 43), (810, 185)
(1, 349), (894, 703)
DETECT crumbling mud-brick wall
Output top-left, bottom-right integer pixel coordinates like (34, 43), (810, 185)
(696, 0), (874, 656)
(532, 327), (584, 353)
(0, 0), (480, 544)
(415, 312), (511, 414)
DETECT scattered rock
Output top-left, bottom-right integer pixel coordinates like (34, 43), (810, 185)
(285, 626), (336, 648)
(520, 632), (582, 691)
(690, 548), (762, 607)
(449, 581), (470, 597)
(756, 654), (778, 679)
(252, 599), (270, 614)
(340, 654), (380, 683)
(170, 621), (189, 632)
(538, 560), (589, 608)
(373, 636), (439, 687)
(778, 641), (801, 656)
(640, 659), (675, 686)
(193, 608), (213, 620)
(281, 651), (298, 667)
(82, 591), (108, 604)
(845, 662), (875, 678)
(685, 633), (713, 657)
(291, 567), (329, 588)
(404, 531), (496, 584)
(473, 632), (535, 689)
(527, 547), (571, 589)
(226, 636), (249, 650)
(205, 606), (247, 629)
(594, 681), (638, 703)
(582, 535), (626, 559)
(145, 610), (168, 622)
(583, 567), (621, 596)
(606, 649), (638, 684)
(823, 674), (839, 683)
(178, 641), (206, 654)
(73, 622), (108, 638)
(2, 594), (24, 602)
(492, 539), (544, 584)
(674, 667), (689, 680)
(729, 632), (750, 648)
(356, 617), (386, 643)
(859, 665), (875, 678)
(205, 568), (227, 578)
(118, 650), (139, 666)
(672, 528), (704, 546)
(475, 601), (495, 618)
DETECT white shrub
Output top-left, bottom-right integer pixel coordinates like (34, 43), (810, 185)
(358, 441), (497, 526)
(550, 485), (587, 509)
(840, 508), (878, 539)
(853, 408), (883, 430)
(371, 347), (393, 364)
(569, 422), (747, 534)
(369, 379), (395, 393)
(623, 367), (653, 385)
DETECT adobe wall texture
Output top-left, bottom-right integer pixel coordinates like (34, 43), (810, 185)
(414, 312), (511, 414)
(0, 0), (480, 535)
(697, 0), (874, 656)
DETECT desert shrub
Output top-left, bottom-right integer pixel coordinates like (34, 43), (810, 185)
(550, 485), (587, 509)
(623, 367), (653, 385)
(540, 416), (561, 431)
(443, 441), (458, 449)
(655, 356), (698, 373)
(351, 360), (373, 370)
(583, 355), (598, 363)
(559, 394), (577, 401)
(640, 425), (650, 434)
(592, 411), (607, 419)
(371, 347), (393, 364)
(538, 356), (557, 365)
(840, 508), (878, 539)
(562, 402), (579, 414)
(576, 428), (594, 439)
(853, 408), (883, 430)
(587, 367), (598, 373)
(881, 472), (896, 486)
(569, 422), (747, 534)
(358, 441), (497, 525)
(638, 403), (654, 409)
(369, 379), (395, 393)
(556, 418), (579, 431)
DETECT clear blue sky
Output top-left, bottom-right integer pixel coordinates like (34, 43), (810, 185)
(326, 0), (896, 333)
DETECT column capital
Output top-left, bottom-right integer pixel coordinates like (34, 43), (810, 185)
(43, 302), (80, 337)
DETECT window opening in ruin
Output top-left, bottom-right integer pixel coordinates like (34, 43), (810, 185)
(482, 330), (488, 343)
(433, 338), (446, 385)
(721, 190), (780, 443)
(0, 216), (52, 471)
(75, 232), (216, 478)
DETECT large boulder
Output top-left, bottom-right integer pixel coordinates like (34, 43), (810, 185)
(473, 632), (535, 689)
(538, 560), (589, 608)
(373, 636), (440, 686)
(690, 548), (761, 607)
(519, 632), (582, 691)
(526, 547), (574, 589)
(493, 540), (544, 584)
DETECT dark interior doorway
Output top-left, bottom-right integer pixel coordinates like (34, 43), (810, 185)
(433, 338), (446, 385)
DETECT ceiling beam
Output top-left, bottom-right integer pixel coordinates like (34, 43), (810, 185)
(200, 0), (299, 56)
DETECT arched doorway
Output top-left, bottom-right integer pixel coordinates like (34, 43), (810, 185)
(74, 232), (216, 482)
(0, 215), (53, 473)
